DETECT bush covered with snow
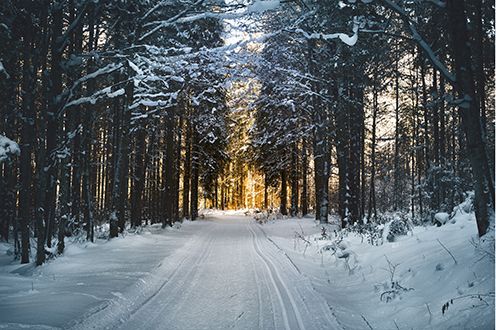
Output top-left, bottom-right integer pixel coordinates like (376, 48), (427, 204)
(385, 217), (412, 242)
(452, 191), (475, 217)
(335, 213), (413, 246)
(347, 222), (384, 246)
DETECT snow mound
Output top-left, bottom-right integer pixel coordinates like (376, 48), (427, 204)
(434, 212), (451, 225)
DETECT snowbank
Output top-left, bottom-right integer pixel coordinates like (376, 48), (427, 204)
(259, 212), (495, 329)
(0, 222), (203, 328)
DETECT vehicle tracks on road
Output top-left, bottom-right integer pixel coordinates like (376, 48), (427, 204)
(248, 224), (306, 330)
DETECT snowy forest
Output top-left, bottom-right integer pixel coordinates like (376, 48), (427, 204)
(0, 0), (494, 329)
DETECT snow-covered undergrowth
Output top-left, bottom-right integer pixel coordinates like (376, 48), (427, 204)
(259, 210), (495, 329)
(0, 221), (203, 329)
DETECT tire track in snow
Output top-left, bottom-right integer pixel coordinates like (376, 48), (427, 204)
(123, 228), (217, 329)
(249, 250), (264, 329)
(69, 226), (215, 330)
(256, 224), (302, 275)
(248, 225), (306, 330)
(250, 231), (278, 330)
(253, 222), (344, 330)
(147, 229), (217, 328)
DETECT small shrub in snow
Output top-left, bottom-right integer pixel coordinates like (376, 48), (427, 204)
(340, 212), (413, 246)
(451, 191), (475, 217)
(386, 216), (411, 243)
(380, 281), (414, 303)
(470, 232), (495, 262)
(253, 209), (285, 224)
(342, 223), (384, 246)
(253, 212), (268, 224)
(320, 226), (328, 239)
(380, 256), (414, 303)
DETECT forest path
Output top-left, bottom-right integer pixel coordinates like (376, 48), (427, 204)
(72, 214), (339, 330)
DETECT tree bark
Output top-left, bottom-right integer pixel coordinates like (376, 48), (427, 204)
(446, 0), (492, 236)
(290, 143), (299, 217)
(300, 141), (308, 216)
(130, 126), (147, 227)
(182, 119), (191, 219)
(280, 169), (287, 216)
(190, 132), (199, 220)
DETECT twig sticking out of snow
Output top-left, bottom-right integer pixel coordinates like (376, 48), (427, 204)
(384, 255), (398, 284)
(436, 239), (458, 265)
(441, 292), (495, 315)
(294, 231), (311, 246)
(470, 236), (495, 262)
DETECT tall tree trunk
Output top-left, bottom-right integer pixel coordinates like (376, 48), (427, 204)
(264, 174), (269, 210)
(349, 86), (363, 225)
(393, 60), (401, 211)
(368, 82), (378, 221)
(190, 132), (199, 220)
(44, 2), (64, 253)
(109, 96), (121, 238)
(182, 119), (191, 219)
(446, 0), (493, 236)
(163, 107), (175, 227)
(117, 84), (132, 232)
(314, 123), (329, 224)
(280, 169), (287, 216)
(432, 70), (440, 210)
(130, 127), (147, 227)
(307, 39), (329, 224)
(300, 141), (308, 216)
(290, 143), (299, 217)
(420, 60), (431, 177)
(19, 28), (36, 263)
(174, 115), (183, 222)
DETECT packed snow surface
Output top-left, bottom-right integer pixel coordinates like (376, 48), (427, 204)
(0, 210), (493, 329)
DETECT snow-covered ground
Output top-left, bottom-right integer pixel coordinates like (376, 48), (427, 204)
(0, 209), (493, 329)
(260, 212), (495, 330)
(0, 215), (338, 329)
(0, 223), (199, 329)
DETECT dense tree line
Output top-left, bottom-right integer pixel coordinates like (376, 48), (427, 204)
(0, 0), (231, 265)
(249, 0), (494, 235)
(0, 0), (493, 266)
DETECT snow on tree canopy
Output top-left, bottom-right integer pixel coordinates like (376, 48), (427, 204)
(247, 0), (280, 13)
(0, 135), (20, 163)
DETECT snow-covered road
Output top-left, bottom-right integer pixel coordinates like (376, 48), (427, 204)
(71, 215), (339, 330)
(1, 211), (493, 329)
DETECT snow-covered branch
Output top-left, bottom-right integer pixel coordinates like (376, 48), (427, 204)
(0, 135), (20, 163)
(291, 23), (359, 46)
(379, 0), (456, 84)
(0, 61), (10, 79)
(139, 0), (281, 41)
